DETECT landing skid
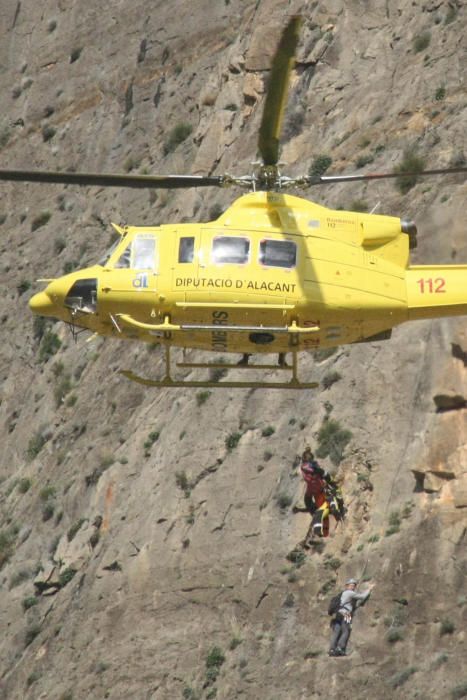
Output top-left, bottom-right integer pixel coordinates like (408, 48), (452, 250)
(120, 346), (319, 389)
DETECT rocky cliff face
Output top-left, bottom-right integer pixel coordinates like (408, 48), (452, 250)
(0, 1), (466, 699)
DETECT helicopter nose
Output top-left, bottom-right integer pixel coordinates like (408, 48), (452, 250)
(29, 290), (55, 316)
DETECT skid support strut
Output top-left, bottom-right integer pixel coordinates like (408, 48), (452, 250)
(120, 344), (318, 389)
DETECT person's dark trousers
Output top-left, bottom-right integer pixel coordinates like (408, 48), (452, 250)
(330, 618), (351, 652)
(304, 494), (316, 514)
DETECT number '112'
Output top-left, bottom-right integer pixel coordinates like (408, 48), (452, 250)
(416, 278), (446, 293)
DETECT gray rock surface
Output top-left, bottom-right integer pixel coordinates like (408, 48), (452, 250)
(0, 1), (466, 698)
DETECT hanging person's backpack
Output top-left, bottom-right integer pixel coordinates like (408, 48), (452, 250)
(328, 592), (342, 616)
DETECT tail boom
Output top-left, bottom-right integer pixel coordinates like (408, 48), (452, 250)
(407, 265), (467, 320)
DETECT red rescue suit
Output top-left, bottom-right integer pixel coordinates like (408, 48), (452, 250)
(301, 460), (331, 537)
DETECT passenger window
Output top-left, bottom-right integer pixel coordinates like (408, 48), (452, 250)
(133, 234), (156, 269)
(212, 236), (250, 264)
(259, 239), (297, 268)
(179, 237), (194, 263)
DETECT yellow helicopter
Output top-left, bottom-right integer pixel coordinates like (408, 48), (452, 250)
(1, 18), (467, 389)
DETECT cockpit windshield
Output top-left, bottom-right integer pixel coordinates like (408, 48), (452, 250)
(99, 238), (121, 266)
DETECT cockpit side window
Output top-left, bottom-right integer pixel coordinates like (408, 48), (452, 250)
(259, 239), (297, 268)
(212, 236), (250, 265)
(133, 234), (156, 270)
(114, 234), (156, 270)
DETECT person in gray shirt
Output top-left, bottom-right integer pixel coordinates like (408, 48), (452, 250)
(329, 578), (375, 656)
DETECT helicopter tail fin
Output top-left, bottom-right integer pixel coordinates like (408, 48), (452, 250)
(407, 265), (467, 320)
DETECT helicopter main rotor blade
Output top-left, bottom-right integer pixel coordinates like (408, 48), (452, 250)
(258, 16), (302, 167)
(0, 169), (225, 189)
(306, 165), (467, 186)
